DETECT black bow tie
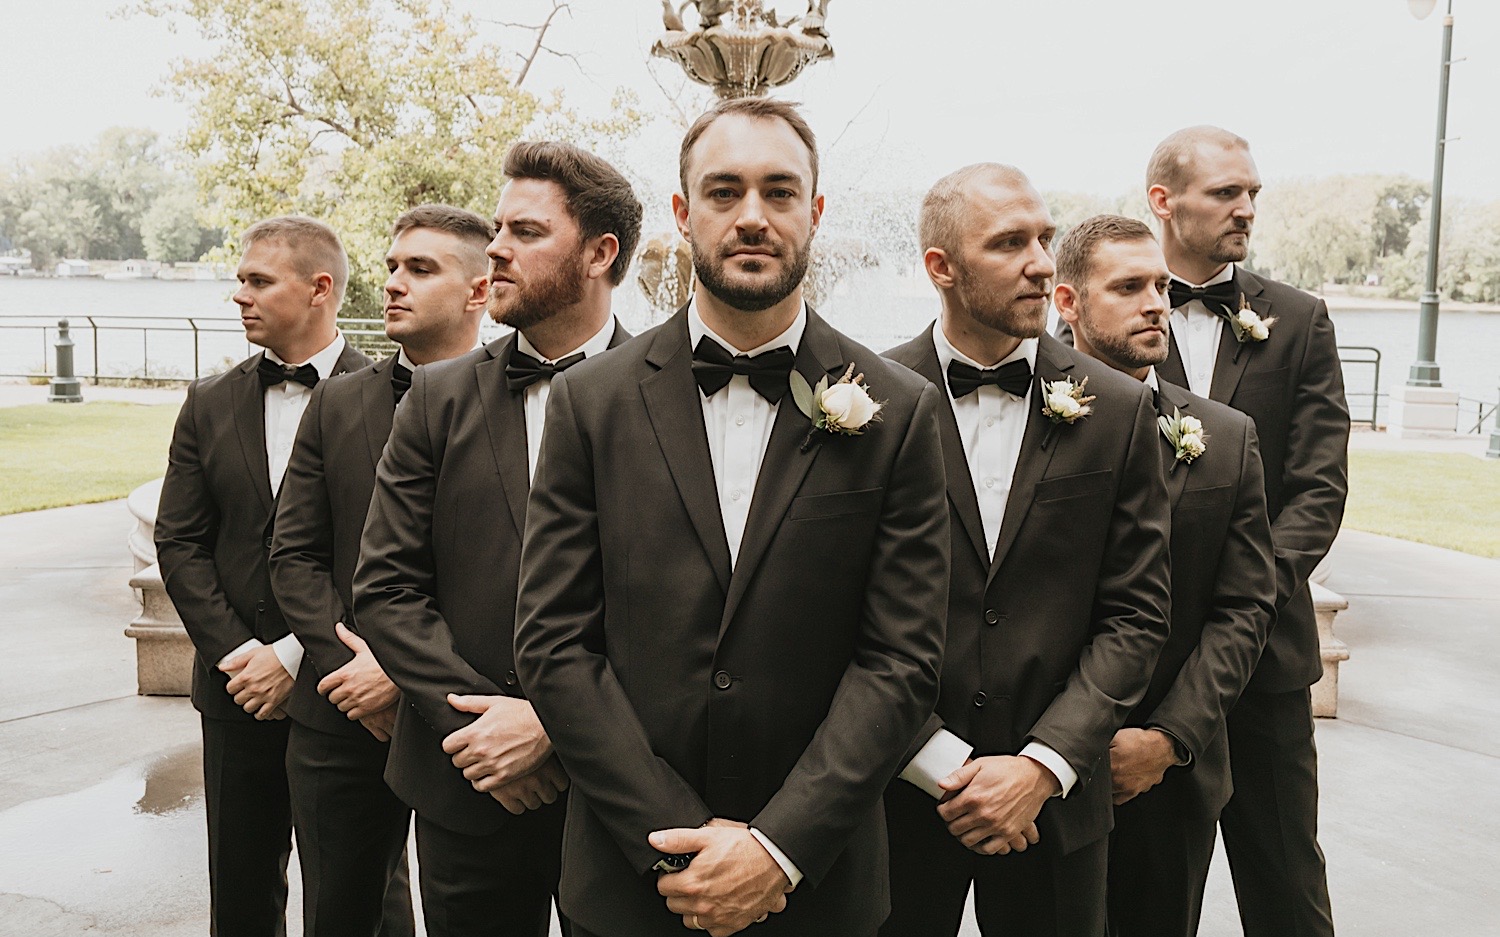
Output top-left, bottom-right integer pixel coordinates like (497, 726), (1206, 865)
(258, 357), (320, 390)
(391, 362), (413, 404)
(505, 350), (585, 392)
(946, 358), (1033, 400)
(1168, 279), (1239, 317)
(690, 336), (796, 404)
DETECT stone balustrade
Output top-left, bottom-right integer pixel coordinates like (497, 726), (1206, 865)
(124, 478), (193, 696)
(1311, 581), (1351, 718)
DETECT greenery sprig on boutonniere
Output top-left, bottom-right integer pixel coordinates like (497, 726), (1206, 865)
(790, 363), (883, 452)
(1158, 408), (1207, 471)
(1038, 376), (1094, 448)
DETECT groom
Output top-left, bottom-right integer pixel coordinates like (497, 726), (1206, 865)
(514, 98), (950, 937)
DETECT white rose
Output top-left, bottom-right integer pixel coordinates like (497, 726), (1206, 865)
(1179, 415), (1203, 435)
(1249, 322), (1270, 341)
(1236, 310), (1258, 330)
(1180, 433), (1205, 457)
(1046, 392), (1082, 419)
(820, 381), (879, 429)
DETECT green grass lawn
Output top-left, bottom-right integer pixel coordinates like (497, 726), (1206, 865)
(0, 402), (178, 515)
(1345, 449), (1500, 558)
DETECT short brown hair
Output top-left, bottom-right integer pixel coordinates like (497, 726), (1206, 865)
(1147, 126), (1251, 194)
(1054, 214), (1157, 294)
(678, 98), (820, 198)
(919, 163), (1031, 258)
(502, 141), (643, 286)
(391, 204), (494, 276)
(241, 216), (349, 310)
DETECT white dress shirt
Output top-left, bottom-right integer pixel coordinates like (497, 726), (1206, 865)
(1169, 263), (1235, 398)
(217, 334), (347, 681)
(688, 300), (807, 887)
(516, 321), (615, 481)
(898, 322), (1078, 800)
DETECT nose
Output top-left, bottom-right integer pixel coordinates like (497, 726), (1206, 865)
(384, 268), (405, 298)
(1027, 239), (1056, 281)
(1233, 193), (1256, 221)
(486, 232), (510, 263)
(1144, 283), (1169, 317)
(232, 284), (251, 307)
(735, 191), (769, 235)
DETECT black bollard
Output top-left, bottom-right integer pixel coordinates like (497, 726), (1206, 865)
(48, 318), (84, 403)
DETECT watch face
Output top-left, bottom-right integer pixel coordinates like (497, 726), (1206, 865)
(653, 853), (694, 873)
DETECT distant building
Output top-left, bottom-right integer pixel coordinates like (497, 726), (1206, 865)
(0, 256), (30, 275)
(55, 259), (91, 277)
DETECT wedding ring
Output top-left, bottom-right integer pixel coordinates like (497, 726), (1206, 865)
(689, 914), (703, 931)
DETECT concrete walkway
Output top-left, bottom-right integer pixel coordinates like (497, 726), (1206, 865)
(0, 501), (1496, 935)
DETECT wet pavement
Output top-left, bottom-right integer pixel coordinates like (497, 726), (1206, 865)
(0, 499), (1496, 936)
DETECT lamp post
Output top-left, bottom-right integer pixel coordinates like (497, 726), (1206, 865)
(1407, 0), (1453, 387)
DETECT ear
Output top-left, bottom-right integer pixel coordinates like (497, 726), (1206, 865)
(923, 247), (954, 290)
(308, 272), (336, 308)
(1053, 283), (1082, 323)
(465, 272), (489, 313)
(809, 192), (825, 237)
(585, 233), (621, 282)
(1147, 184), (1172, 222)
(671, 192), (691, 242)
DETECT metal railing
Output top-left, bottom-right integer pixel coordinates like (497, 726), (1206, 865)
(1458, 394), (1498, 435)
(1337, 345), (1382, 429)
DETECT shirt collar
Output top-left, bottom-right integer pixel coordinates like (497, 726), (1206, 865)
(931, 320), (1037, 380)
(265, 333), (346, 379)
(1144, 366), (1160, 392)
(515, 317), (615, 364)
(687, 299), (806, 358)
(1172, 262), (1236, 291)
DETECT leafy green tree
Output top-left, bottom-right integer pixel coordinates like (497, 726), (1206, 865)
(142, 180), (221, 262)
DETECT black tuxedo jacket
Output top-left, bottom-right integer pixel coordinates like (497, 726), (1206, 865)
(156, 343), (373, 721)
(352, 327), (629, 834)
(1159, 267), (1350, 692)
(1131, 379), (1275, 815)
(884, 330), (1171, 857)
(269, 355), (404, 736)
(514, 308), (950, 937)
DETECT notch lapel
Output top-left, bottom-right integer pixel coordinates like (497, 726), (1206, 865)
(359, 357), (396, 469)
(907, 333), (988, 565)
(475, 336), (531, 538)
(986, 338), (1068, 584)
(233, 355), (273, 513)
(1157, 381), (1194, 506)
(1160, 331), (1190, 388)
(640, 312), (733, 593)
(1210, 269), (1268, 402)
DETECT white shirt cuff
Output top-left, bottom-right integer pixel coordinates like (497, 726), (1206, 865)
(216, 638), (264, 670)
(1020, 742), (1077, 798)
(270, 634), (304, 680)
(899, 728), (973, 799)
(748, 828), (802, 889)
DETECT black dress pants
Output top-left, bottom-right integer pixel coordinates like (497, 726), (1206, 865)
(201, 714), (293, 937)
(1106, 767), (1219, 937)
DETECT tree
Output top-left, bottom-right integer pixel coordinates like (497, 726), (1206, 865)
(141, 0), (642, 315)
(142, 180), (221, 262)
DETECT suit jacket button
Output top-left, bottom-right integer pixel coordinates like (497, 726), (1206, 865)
(264, 536), (274, 549)
(714, 671), (732, 690)
(972, 692), (987, 708)
(255, 600), (267, 612)
(505, 670), (518, 687)
(983, 609), (1000, 625)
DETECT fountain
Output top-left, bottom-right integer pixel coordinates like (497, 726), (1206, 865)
(652, 0), (834, 99)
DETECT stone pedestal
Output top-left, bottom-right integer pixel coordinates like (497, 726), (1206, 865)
(124, 479), (192, 696)
(1311, 582), (1350, 718)
(1387, 384), (1459, 438)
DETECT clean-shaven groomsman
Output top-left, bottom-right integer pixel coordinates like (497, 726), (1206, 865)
(1053, 214), (1276, 937)
(881, 165), (1171, 937)
(269, 205), (495, 936)
(156, 216), (371, 937)
(1148, 127), (1349, 937)
(515, 98), (949, 937)
(353, 142), (640, 937)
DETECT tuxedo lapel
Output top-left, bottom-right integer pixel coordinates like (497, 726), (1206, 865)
(718, 311), (846, 638)
(1209, 269), (1266, 402)
(232, 355), (273, 513)
(906, 332), (988, 565)
(987, 337), (1068, 583)
(360, 357), (396, 470)
(475, 336), (531, 538)
(1157, 381), (1194, 506)
(1160, 332), (1190, 388)
(641, 312), (733, 593)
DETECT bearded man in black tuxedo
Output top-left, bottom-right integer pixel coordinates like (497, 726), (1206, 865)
(1053, 213), (1276, 937)
(515, 97), (950, 937)
(353, 143), (641, 937)
(156, 216), (372, 936)
(1148, 126), (1349, 937)
(270, 205), (495, 936)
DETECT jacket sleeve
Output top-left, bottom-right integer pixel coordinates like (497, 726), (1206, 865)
(155, 380), (255, 666)
(354, 366), (505, 738)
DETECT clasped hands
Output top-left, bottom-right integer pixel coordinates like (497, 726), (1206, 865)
(316, 623), (401, 740)
(441, 692), (568, 815)
(935, 754), (1058, 856)
(650, 820), (792, 936)
(219, 644), (294, 720)
(1108, 727), (1178, 806)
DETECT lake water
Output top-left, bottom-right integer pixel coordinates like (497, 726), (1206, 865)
(3, 275), (1496, 429)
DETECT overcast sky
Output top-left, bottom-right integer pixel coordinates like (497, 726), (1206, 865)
(4, 0), (1499, 206)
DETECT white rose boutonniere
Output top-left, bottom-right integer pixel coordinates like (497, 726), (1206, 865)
(790, 363), (884, 451)
(1038, 375), (1095, 448)
(1227, 296), (1276, 349)
(1158, 408), (1208, 470)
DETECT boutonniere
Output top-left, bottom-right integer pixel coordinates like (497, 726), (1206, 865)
(1038, 376), (1094, 448)
(790, 363), (884, 452)
(1226, 295), (1276, 361)
(1157, 408), (1207, 471)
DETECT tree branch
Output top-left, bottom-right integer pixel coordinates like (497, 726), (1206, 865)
(513, 1), (570, 88)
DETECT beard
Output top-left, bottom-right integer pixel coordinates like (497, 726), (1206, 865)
(1187, 217), (1252, 265)
(952, 267), (1048, 340)
(1077, 305), (1169, 371)
(692, 231), (812, 313)
(487, 253), (586, 330)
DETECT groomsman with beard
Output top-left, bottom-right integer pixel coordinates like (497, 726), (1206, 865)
(881, 165), (1171, 937)
(353, 143), (641, 937)
(1052, 213), (1276, 937)
(1148, 127), (1349, 937)
(269, 205), (495, 936)
(514, 97), (950, 937)
(155, 216), (372, 936)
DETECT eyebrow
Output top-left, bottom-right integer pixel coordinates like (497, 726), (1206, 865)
(388, 253), (441, 267)
(699, 171), (806, 187)
(503, 216), (549, 230)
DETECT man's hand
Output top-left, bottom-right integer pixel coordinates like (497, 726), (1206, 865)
(441, 694), (550, 792)
(936, 755), (1056, 855)
(489, 754), (570, 815)
(221, 645), (294, 720)
(317, 623), (401, 721)
(651, 826), (791, 936)
(1109, 728), (1178, 806)
(358, 705), (398, 743)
